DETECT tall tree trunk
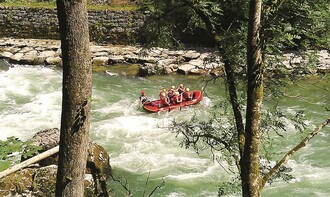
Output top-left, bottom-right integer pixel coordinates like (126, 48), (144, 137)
(241, 0), (263, 196)
(55, 0), (92, 196)
(188, 3), (246, 166)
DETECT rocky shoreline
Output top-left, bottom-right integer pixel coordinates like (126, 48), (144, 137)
(0, 128), (111, 197)
(0, 37), (329, 76)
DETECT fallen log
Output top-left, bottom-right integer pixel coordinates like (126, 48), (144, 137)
(0, 145), (59, 179)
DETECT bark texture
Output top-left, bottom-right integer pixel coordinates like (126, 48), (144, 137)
(241, 0), (263, 196)
(55, 0), (92, 196)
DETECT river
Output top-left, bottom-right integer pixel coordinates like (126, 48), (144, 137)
(0, 64), (329, 196)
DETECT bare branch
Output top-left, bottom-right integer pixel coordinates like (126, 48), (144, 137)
(143, 171), (151, 197)
(110, 171), (165, 197)
(110, 174), (132, 196)
(148, 179), (165, 197)
(261, 116), (330, 188)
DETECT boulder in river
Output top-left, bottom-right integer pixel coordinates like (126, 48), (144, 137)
(21, 128), (112, 178)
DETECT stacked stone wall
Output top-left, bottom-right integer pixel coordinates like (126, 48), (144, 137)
(0, 6), (145, 44)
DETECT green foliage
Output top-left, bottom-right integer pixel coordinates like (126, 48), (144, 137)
(0, 137), (41, 171)
(140, 0), (327, 75)
(0, 1), (138, 10)
(1, 0), (26, 3)
(0, 1), (57, 8)
(171, 101), (238, 154)
(170, 102), (241, 194)
(141, 0), (328, 195)
(263, 0), (330, 52)
(139, 0), (186, 48)
(259, 160), (294, 184)
(0, 137), (24, 160)
(140, 0), (248, 52)
(170, 98), (310, 194)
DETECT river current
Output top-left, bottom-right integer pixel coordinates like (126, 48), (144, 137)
(0, 64), (329, 196)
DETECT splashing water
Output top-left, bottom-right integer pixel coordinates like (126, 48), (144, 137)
(0, 65), (329, 196)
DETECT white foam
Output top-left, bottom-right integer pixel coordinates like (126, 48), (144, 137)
(92, 112), (217, 175)
(0, 65), (61, 140)
(164, 162), (223, 180)
(0, 68), (32, 100)
(98, 115), (160, 137)
(200, 96), (212, 106)
(1, 65), (329, 196)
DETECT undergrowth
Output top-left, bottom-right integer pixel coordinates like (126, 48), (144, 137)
(0, 137), (41, 171)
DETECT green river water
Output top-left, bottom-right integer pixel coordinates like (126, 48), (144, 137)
(0, 64), (329, 196)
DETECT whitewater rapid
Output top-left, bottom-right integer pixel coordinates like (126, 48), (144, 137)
(0, 65), (329, 196)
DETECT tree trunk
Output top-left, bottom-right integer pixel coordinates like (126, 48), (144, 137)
(55, 0), (92, 196)
(188, 2), (246, 167)
(241, 0), (263, 196)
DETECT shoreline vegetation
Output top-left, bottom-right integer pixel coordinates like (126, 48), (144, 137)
(0, 1), (139, 10)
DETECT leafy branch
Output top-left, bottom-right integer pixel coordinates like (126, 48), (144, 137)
(261, 116), (330, 188)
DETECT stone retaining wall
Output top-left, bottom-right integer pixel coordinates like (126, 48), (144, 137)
(0, 6), (145, 44)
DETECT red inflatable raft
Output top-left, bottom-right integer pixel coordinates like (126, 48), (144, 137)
(142, 90), (203, 113)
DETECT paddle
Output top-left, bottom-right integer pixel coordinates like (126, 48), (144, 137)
(137, 99), (143, 111)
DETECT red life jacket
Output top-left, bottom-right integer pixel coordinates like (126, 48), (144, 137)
(183, 91), (192, 100)
(168, 88), (174, 98)
(159, 91), (165, 98)
(161, 96), (169, 106)
(173, 94), (182, 104)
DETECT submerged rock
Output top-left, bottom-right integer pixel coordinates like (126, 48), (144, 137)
(0, 59), (11, 71)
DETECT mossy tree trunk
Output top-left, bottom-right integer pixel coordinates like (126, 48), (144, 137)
(55, 0), (92, 196)
(241, 0), (263, 196)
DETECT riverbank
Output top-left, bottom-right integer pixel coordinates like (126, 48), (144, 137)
(0, 37), (329, 76)
(0, 128), (111, 196)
